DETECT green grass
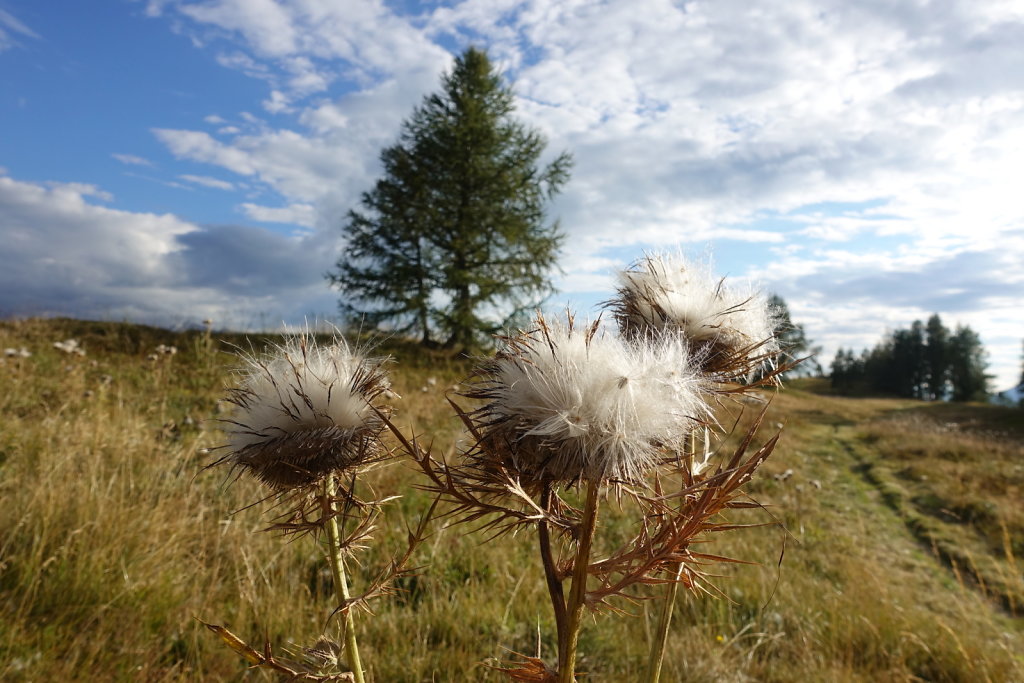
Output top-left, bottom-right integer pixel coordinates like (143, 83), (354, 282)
(1, 319), (1021, 681)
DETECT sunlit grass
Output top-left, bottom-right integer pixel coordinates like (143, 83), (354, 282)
(0, 319), (1021, 681)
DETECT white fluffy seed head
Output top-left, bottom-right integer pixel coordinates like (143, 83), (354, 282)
(220, 334), (391, 490)
(612, 253), (780, 374)
(470, 314), (709, 484)
(615, 253), (777, 348)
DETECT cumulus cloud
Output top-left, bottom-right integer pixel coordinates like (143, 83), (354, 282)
(0, 174), (192, 317)
(153, 1), (1024, 244)
(751, 237), (1024, 391)
(262, 89), (293, 114)
(165, 0), (451, 101)
(0, 174), (340, 328)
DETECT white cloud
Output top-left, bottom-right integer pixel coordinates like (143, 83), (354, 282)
(0, 174), (193, 316)
(262, 89), (292, 114)
(241, 202), (316, 228)
(0, 173), (340, 328)
(154, 128), (258, 175)
(138, 0), (172, 18)
(179, 174), (235, 190)
(181, 0), (299, 58)
(749, 237), (1024, 391)
(215, 50), (273, 81)
(112, 153), (155, 167)
(0, 7), (39, 51)
(165, 0), (450, 101)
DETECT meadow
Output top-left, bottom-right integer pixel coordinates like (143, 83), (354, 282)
(0, 318), (1021, 682)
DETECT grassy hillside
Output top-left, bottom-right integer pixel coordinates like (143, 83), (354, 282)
(1, 318), (1021, 681)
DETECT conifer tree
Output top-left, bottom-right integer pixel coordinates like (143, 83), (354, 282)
(924, 314), (950, 400)
(1019, 339), (1023, 388)
(948, 324), (990, 401)
(1018, 339), (1023, 407)
(768, 294), (822, 375)
(330, 48), (572, 349)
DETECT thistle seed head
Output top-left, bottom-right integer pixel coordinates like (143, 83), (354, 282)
(467, 313), (709, 485)
(218, 334), (392, 490)
(611, 252), (780, 376)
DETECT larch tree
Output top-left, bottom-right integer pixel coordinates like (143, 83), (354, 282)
(1018, 339), (1023, 387)
(330, 47), (572, 350)
(948, 324), (990, 402)
(924, 313), (950, 400)
(768, 294), (822, 376)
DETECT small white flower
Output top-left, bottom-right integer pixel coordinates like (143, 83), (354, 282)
(53, 339), (86, 356)
(470, 314), (708, 483)
(218, 334), (392, 490)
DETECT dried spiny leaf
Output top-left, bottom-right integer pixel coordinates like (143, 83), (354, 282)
(199, 621), (355, 681)
(582, 411), (783, 610)
(379, 407), (581, 539)
(488, 651), (559, 682)
(328, 498), (439, 622)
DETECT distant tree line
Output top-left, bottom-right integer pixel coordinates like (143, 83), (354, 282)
(830, 313), (990, 401)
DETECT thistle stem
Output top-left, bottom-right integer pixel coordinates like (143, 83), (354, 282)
(558, 481), (600, 683)
(322, 475), (365, 683)
(644, 564), (682, 683)
(644, 429), (702, 683)
(539, 484), (567, 650)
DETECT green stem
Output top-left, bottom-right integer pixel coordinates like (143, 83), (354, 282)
(558, 482), (601, 683)
(322, 476), (365, 683)
(644, 564), (682, 683)
(645, 429), (701, 683)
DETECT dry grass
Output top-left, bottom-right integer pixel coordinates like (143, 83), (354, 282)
(0, 319), (1022, 681)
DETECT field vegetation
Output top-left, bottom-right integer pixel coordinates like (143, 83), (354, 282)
(1, 318), (1021, 681)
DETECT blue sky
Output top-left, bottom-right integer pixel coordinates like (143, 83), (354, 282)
(1, 0), (1022, 390)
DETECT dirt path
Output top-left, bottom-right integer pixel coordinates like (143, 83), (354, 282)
(830, 423), (1022, 617)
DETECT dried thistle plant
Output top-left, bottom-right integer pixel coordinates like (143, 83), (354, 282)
(393, 311), (785, 682)
(607, 252), (789, 683)
(205, 333), (421, 683)
(196, 254), (790, 682)
(388, 250), (792, 682)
